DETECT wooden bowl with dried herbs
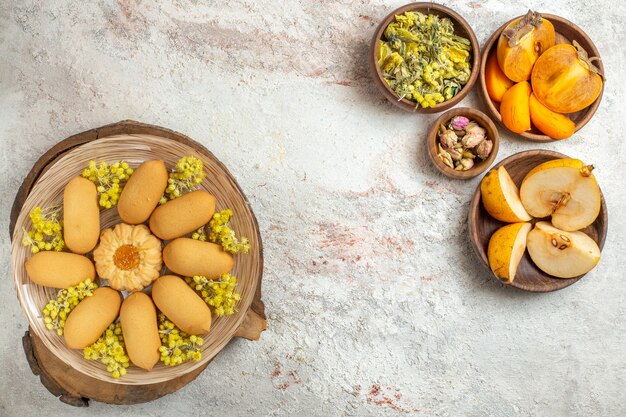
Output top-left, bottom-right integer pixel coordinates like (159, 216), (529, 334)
(370, 3), (480, 113)
(426, 108), (499, 179)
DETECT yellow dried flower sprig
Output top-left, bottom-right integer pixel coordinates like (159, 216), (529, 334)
(160, 156), (206, 204)
(42, 278), (98, 336)
(208, 209), (250, 254)
(185, 274), (241, 317)
(157, 313), (203, 366)
(83, 322), (130, 378)
(82, 160), (134, 208)
(22, 206), (65, 253)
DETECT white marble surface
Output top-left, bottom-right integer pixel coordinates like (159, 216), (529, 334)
(1, 1), (625, 416)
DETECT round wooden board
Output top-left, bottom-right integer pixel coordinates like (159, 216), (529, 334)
(10, 120), (267, 405)
(479, 13), (604, 142)
(468, 150), (608, 292)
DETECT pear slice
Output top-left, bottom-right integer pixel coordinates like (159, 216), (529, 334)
(520, 159), (601, 231)
(526, 222), (601, 278)
(488, 222), (532, 284)
(481, 166), (532, 223)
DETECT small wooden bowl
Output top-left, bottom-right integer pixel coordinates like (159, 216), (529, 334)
(370, 2), (480, 113)
(426, 107), (499, 179)
(468, 150), (608, 292)
(479, 13), (604, 141)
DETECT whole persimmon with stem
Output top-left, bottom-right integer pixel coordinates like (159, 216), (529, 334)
(497, 10), (555, 82)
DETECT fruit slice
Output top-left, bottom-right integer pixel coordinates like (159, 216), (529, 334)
(485, 53), (514, 102)
(500, 81), (531, 133)
(488, 222), (532, 284)
(481, 166), (532, 222)
(497, 10), (556, 82)
(529, 92), (576, 139)
(520, 158), (601, 231)
(526, 222), (600, 278)
(531, 41), (603, 114)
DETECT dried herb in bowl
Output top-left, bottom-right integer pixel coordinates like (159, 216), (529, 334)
(437, 116), (493, 171)
(378, 11), (472, 109)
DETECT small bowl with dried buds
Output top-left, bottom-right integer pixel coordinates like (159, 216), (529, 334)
(426, 107), (499, 179)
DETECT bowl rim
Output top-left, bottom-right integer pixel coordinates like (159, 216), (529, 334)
(426, 107), (500, 179)
(370, 2), (480, 114)
(478, 13), (605, 142)
(467, 149), (608, 292)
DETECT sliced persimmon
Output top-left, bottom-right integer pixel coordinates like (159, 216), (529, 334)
(531, 42), (603, 114)
(529, 93), (576, 139)
(485, 53), (514, 102)
(500, 81), (531, 134)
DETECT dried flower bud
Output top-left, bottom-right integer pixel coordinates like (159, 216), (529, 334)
(437, 144), (454, 168)
(440, 129), (458, 149)
(462, 132), (485, 148)
(465, 122), (486, 138)
(438, 153), (454, 169)
(448, 147), (463, 161)
(460, 158), (475, 170)
(450, 116), (470, 130)
(476, 139), (493, 159)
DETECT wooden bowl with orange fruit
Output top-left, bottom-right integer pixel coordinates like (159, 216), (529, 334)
(479, 11), (604, 142)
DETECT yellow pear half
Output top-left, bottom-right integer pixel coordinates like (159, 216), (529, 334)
(526, 222), (601, 278)
(520, 159), (601, 231)
(488, 222), (532, 284)
(481, 166), (532, 223)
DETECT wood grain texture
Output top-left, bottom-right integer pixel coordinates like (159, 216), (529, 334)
(24, 329), (207, 405)
(426, 107), (499, 179)
(468, 150), (608, 292)
(10, 120), (266, 405)
(479, 14), (604, 142)
(369, 2), (480, 114)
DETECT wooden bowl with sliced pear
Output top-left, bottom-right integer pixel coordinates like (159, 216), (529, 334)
(468, 150), (607, 292)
